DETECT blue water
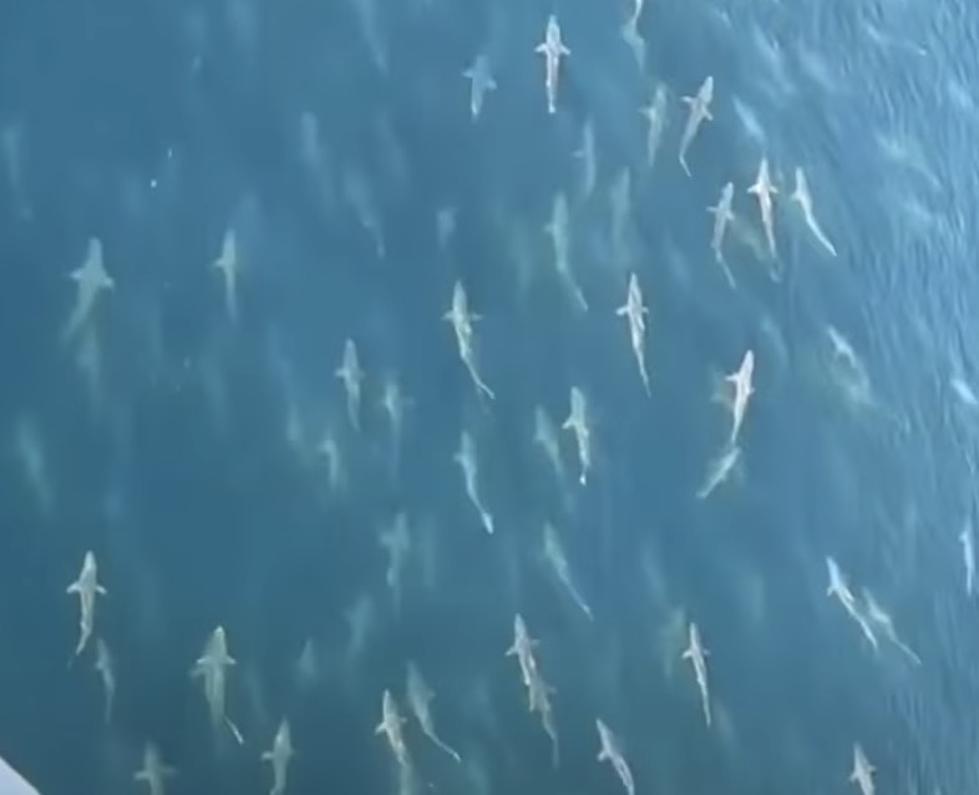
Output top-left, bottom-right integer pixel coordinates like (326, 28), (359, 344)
(1, 0), (978, 792)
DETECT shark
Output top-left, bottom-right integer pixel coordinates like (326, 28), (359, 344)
(66, 550), (107, 657)
(535, 15), (570, 115)
(748, 157), (778, 258)
(850, 744), (876, 795)
(376, 689), (411, 771)
(454, 430), (494, 535)
(380, 374), (409, 474)
(825, 557), (878, 651)
(546, 192), (588, 311)
(616, 273), (651, 395)
(679, 76), (714, 176)
(562, 386), (592, 486)
(596, 719), (635, 795)
(262, 719), (295, 795)
(790, 167), (837, 257)
(463, 54), (497, 120)
(190, 625), (244, 743)
(94, 637), (116, 724)
(639, 84), (669, 169)
(697, 444), (740, 500)
(724, 350), (755, 445)
(335, 338), (365, 432)
(682, 622), (712, 728)
(134, 743), (176, 795)
(64, 238), (113, 343)
(506, 615), (558, 766)
(379, 513), (411, 611)
(961, 522), (975, 597)
(444, 281), (495, 400)
(542, 522), (593, 619)
(534, 405), (566, 483)
(506, 613), (540, 687)
(212, 227), (239, 322)
(574, 119), (597, 200)
(707, 181), (737, 287)
(406, 661), (461, 763)
(862, 588), (921, 665)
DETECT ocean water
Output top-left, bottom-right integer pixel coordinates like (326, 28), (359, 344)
(0, 0), (978, 792)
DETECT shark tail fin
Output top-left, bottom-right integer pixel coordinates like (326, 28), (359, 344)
(226, 716), (245, 745)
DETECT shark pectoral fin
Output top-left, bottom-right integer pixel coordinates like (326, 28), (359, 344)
(705, 109), (714, 121)
(96, 586), (107, 596)
(561, 45), (571, 55)
(597, 749), (608, 762)
(375, 721), (386, 735)
(66, 582), (79, 594)
(535, 43), (547, 54)
(134, 771), (148, 782)
(615, 304), (628, 316)
(682, 649), (693, 660)
(681, 95), (693, 105)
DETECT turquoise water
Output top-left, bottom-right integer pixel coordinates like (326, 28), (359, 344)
(0, 0), (977, 793)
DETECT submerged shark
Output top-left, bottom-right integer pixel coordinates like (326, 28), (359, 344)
(212, 228), (239, 322)
(850, 744), (876, 795)
(616, 273), (651, 395)
(66, 550), (107, 657)
(336, 338), (365, 432)
(679, 76), (714, 176)
(707, 181), (737, 287)
(454, 429), (494, 535)
(262, 719), (295, 795)
(723, 350), (755, 445)
(463, 54), (497, 120)
(563, 386), (593, 485)
(535, 15), (570, 115)
(190, 625), (243, 743)
(134, 743), (176, 795)
(444, 281), (495, 400)
(406, 662), (461, 763)
(596, 719), (635, 795)
(790, 167), (837, 256)
(64, 238), (114, 343)
(748, 158), (778, 258)
(376, 689), (411, 771)
(682, 622), (712, 727)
